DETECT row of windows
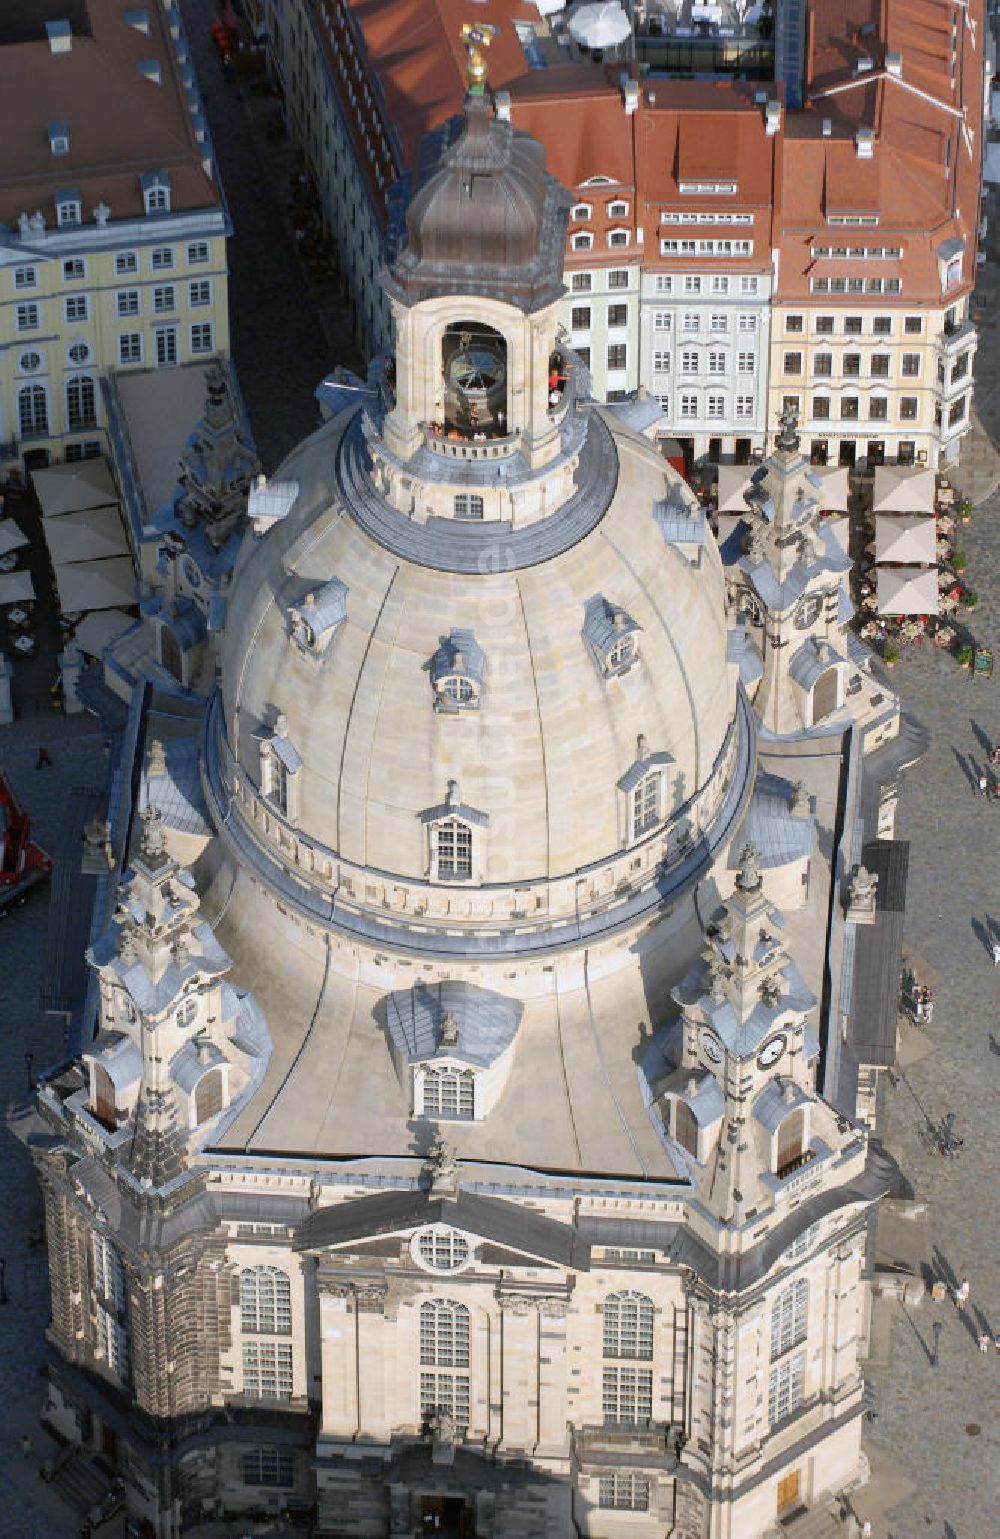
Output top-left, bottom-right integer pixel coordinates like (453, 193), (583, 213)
(780, 392), (922, 423)
(14, 281), (213, 330)
(660, 238), (754, 259)
(11, 242), (210, 292)
(789, 313), (926, 336)
(571, 199), (630, 220)
(785, 350), (921, 378)
(571, 307), (761, 338)
(660, 210), (753, 225)
(570, 269), (632, 292)
(571, 229), (631, 252)
(673, 393), (756, 420)
(810, 244), (902, 260)
(652, 273), (760, 297)
(811, 276), (902, 295)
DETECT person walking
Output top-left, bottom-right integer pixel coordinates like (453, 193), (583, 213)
(955, 1278), (970, 1307)
(979, 1332), (991, 1354)
(992, 940), (1000, 968)
(34, 744), (52, 769)
(979, 771), (989, 797)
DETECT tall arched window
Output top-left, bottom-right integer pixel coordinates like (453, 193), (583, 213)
(602, 1289), (654, 1427)
(770, 1278), (808, 1361)
(92, 1062), (117, 1130)
(66, 373), (97, 430)
(673, 1098), (699, 1158)
(240, 1267), (291, 1335)
(434, 818), (473, 880)
(18, 383), (48, 437)
(419, 1299), (470, 1431)
(195, 1068), (224, 1124)
(631, 771), (662, 840)
(776, 1110), (806, 1178)
(602, 1292), (654, 1360)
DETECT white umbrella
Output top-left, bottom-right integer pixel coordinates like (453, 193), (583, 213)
(0, 571), (35, 605)
(533, 0), (566, 14)
(54, 557), (136, 612)
(876, 566), (939, 616)
(717, 465), (753, 513)
(872, 465), (936, 514)
(874, 514), (936, 566)
(568, 2), (631, 49)
(74, 608), (135, 659)
(0, 523), (29, 558)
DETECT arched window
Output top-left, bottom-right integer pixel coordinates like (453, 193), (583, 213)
(240, 1267), (292, 1335)
(632, 770), (662, 840)
(608, 634), (635, 670)
(812, 665), (841, 722)
(673, 1098), (699, 1158)
(18, 383), (48, 437)
(422, 1065), (474, 1120)
(776, 1109), (805, 1178)
(603, 1292), (654, 1360)
(434, 819), (473, 880)
(419, 1299), (470, 1431)
(66, 373), (97, 430)
(771, 1277), (808, 1361)
(194, 1068), (224, 1124)
(92, 1062), (117, 1130)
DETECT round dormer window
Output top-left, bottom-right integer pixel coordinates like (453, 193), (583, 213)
(439, 676), (475, 706)
(794, 594), (823, 629)
(68, 341), (91, 366)
(608, 634), (635, 670)
(176, 998), (198, 1028)
(19, 351), (42, 374)
(413, 1226), (471, 1274)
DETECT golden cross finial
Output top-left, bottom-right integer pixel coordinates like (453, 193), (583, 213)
(461, 21), (498, 95)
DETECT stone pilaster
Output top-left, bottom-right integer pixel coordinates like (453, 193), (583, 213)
(497, 1291), (538, 1453)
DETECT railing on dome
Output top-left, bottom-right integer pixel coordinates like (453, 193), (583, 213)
(420, 422), (522, 460)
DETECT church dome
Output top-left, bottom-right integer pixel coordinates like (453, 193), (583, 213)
(210, 405), (752, 951)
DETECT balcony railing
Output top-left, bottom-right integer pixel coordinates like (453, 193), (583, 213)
(421, 422), (521, 461)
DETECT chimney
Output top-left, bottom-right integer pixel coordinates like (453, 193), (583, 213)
(821, 118), (832, 138)
(493, 89), (511, 122)
(47, 120), (69, 156)
(45, 19), (72, 53)
(622, 77), (640, 116)
(764, 100), (781, 136)
(855, 127), (875, 159)
(124, 8), (151, 34)
(137, 59), (162, 85)
(885, 50), (902, 77)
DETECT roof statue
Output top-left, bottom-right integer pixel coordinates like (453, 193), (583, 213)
(734, 841), (763, 893)
(139, 803), (168, 866)
(427, 1131), (460, 1196)
(461, 21), (497, 95)
(775, 400), (801, 453)
(439, 1010), (460, 1049)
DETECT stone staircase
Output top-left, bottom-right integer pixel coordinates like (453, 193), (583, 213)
(46, 1445), (115, 1517)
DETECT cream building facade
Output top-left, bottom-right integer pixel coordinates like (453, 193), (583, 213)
(0, 1), (230, 472)
(25, 95), (910, 1539)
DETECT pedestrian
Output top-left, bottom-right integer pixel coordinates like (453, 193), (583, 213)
(992, 941), (1000, 968)
(35, 744), (52, 769)
(979, 771), (989, 796)
(19, 1433), (31, 1458)
(955, 1278), (970, 1306)
(861, 1522), (872, 1539)
(994, 1332), (1000, 1353)
(979, 1332), (991, 1354)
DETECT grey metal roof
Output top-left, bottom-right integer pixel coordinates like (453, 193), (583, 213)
(141, 736), (210, 838)
(581, 594), (641, 659)
(617, 748), (674, 796)
(431, 628), (486, 686)
(660, 1068), (725, 1126)
(294, 1186), (591, 1270)
(337, 407), (619, 575)
(158, 596), (206, 652)
(789, 637), (843, 691)
(272, 734), (303, 773)
(86, 1031), (142, 1092)
(385, 981), (523, 1068)
(653, 488), (706, 550)
(171, 1037), (227, 1095)
(291, 576), (348, 639)
(729, 770), (814, 871)
(418, 795), (489, 829)
(248, 479), (299, 527)
(837, 587), (854, 626)
(607, 392), (667, 434)
(753, 1078), (812, 1134)
(726, 627), (763, 688)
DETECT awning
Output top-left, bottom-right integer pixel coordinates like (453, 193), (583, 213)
(809, 464), (850, 511)
(44, 507), (129, 564)
(0, 524), (29, 558)
(0, 571), (35, 604)
(717, 465), (752, 512)
(876, 566), (939, 616)
(54, 557), (136, 612)
(32, 457), (118, 517)
(74, 608), (135, 658)
(872, 465), (936, 514)
(874, 514), (937, 566)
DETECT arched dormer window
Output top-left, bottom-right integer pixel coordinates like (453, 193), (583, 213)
(420, 1064), (475, 1120)
(421, 782), (488, 882)
(571, 232), (594, 252)
(257, 713), (302, 822)
(617, 736), (673, 848)
(194, 1067), (224, 1124)
(430, 630), (484, 713)
(288, 577), (347, 658)
(582, 594), (641, 679)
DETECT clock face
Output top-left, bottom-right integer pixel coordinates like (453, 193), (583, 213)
(757, 1034), (787, 1069)
(699, 1028), (723, 1064)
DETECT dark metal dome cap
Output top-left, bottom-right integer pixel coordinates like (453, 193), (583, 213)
(386, 95), (572, 313)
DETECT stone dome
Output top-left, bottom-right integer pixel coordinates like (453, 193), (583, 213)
(386, 96), (571, 313)
(211, 403), (753, 952)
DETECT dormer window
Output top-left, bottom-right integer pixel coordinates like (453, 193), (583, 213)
(47, 120), (69, 156)
(431, 629), (484, 712)
(571, 232), (594, 252)
(571, 203), (592, 221)
(794, 594), (823, 629)
(632, 770), (662, 839)
(258, 713), (302, 821)
(453, 494), (484, 520)
(421, 782), (488, 882)
(608, 228), (629, 248)
(582, 595), (641, 679)
(607, 200), (629, 218)
(141, 171), (171, 215)
(617, 737), (673, 847)
(289, 577), (347, 658)
(420, 1065), (475, 1120)
(54, 189), (82, 227)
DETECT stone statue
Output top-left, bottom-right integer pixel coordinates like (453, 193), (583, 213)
(775, 400), (800, 452)
(93, 201), (110, 227)
(439, 1010), (460, 1049)
(139, 803), (167, 864)
(428, 1131), (459, 1196)
(846, 863), (878, 924)
(429, 1406), (457, 1465)
(788, 780), (809, 816)
(706, 967), (726, 1004)
(734, 842), (762, 893)
(147, 738), (167, 778)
